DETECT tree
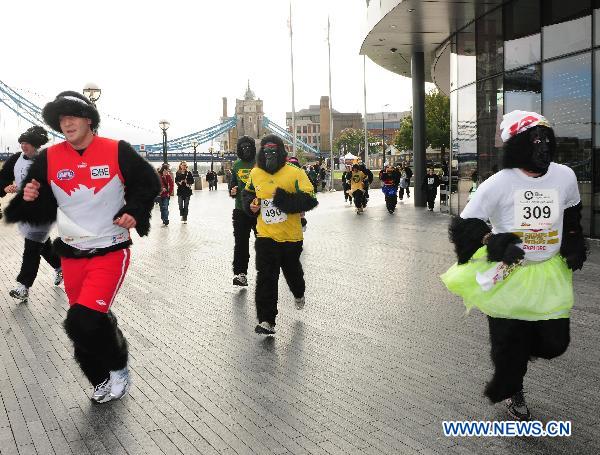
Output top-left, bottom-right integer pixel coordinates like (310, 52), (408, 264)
(333, 128), (380, 156)
(393, 88), (450, 158)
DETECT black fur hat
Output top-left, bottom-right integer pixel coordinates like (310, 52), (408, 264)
(42, 91), (100, 133)
(18, 125), (49, 148)
(257, 134), (287, 173)
(236, 135), (256, 160)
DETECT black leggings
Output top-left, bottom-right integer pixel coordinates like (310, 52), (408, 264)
(255, 238), (304, 325)
(232, 209), (257, 275)
(17, 238), (61, 288)
(485, 316), (570, 402)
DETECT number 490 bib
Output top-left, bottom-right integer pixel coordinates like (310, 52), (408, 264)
(513, 189), (559, 229)
(261, 198), (288, 224)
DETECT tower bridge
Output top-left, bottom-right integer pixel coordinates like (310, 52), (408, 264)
(0, 80), (323, 162)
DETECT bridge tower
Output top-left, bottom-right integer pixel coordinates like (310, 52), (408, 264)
(233, 81), (264, 144)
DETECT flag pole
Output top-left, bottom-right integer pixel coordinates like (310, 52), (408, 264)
(327, 15), (334, 190)
(289, 1), (297, 157)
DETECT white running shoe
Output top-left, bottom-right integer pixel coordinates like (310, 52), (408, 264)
(91, 377), (113, 403)
(294, 296), (305, 310)
(109, 367), (131, 400)
(53, 269), (63, 286)
(9, 284), (29, 302)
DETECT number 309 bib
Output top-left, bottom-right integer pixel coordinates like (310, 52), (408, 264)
(513, 189), (559, 229)
(261, 198), (288, 224)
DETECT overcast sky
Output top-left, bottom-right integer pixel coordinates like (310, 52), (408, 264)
(0, 0), (430, 152)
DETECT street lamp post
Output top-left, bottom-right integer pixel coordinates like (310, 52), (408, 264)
(191, 140), (199, 177)
(82, 83), (101, 107)
(83, 83), (101, 134)
(381, 103), (390, 168)
(209, 146), (214, 171)
(159, 119), (170, 165)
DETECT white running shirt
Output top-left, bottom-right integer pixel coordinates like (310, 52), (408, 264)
(460, 163), (580, 262)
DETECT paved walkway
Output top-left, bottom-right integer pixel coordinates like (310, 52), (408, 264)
(0, 189), (598, 455)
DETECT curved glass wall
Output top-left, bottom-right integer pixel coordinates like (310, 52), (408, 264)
(448, 0), (598, 237)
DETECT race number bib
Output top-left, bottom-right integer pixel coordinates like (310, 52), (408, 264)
(261, 198), (288, 224)
(513, 189), (559, 229)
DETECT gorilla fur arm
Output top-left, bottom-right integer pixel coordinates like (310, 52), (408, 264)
(560, 202), (588, 271)
(115, 141), (161, 237)
(4, 150), (58, 225)
(448, 216), (491, 264)
(241, 188), (259, 217)
(272, 187), (318, 214)
(486, 233), (524, 265)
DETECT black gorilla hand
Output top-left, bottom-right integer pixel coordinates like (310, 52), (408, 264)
(561, 235), (587, 271)
(487, 233), (524, 265)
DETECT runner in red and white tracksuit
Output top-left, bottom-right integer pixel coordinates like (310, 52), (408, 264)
(5, 91), (160, 403)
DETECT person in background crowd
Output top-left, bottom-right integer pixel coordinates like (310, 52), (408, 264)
(307, 166), (318, 194)
(175, 161), (194, 223)
(358, 162), (373, 208)
(342, 166), (353, 205)
(229, 136), (257, 287)
(159, 164), (174, 225)
(350, 164), (368, 214)
(319, 167), (327, 192)
(422, 167), (441, 211)
(403, 164), (413, 198)
(380, 163), (400, 214)
(0, 125), (62, 303)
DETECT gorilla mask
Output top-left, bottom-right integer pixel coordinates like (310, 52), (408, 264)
(500, 111), (556, 174)
(257, 134), (287, 174)
(236, 136), (256, 162)
(503, 125), (556, 174)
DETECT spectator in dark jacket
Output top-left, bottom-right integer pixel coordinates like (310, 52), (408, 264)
(175, 161), (194, 223)
(422, 167), (441, 211)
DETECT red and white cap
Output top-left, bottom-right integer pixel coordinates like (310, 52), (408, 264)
(499, 110), (551, 143)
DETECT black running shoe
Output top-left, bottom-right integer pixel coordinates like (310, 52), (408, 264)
(255, 321), (276, 335)
(233, 273), (248, 286)
(506, 390), (531, 421)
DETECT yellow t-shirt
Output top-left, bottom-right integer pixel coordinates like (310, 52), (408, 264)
(246, 163), (315, 242)
(350, 171), (366, 192)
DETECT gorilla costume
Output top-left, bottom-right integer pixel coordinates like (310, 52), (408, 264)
(242, 134), (318, 334)
(441, 110), (587, 420)
(229, 135), (257, 286)
(5, 91), (160, 403)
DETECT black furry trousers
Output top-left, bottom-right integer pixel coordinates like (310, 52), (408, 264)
(485, 316), (570, 403)
(385, 195), (397, 212)
(232, 209), (257, 275)
(17, 238), (61, 288)
(353, 190), (365, 209)
(64, 305), (129, 386)
(255, 238), (304, 325)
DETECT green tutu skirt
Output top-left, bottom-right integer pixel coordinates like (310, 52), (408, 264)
(441, 247), (573, 321)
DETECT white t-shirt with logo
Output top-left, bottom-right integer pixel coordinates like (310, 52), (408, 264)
(460, 163), (580, 262)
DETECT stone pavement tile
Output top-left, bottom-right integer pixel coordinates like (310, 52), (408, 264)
(0, 424), (19, 455)
(26, 420), (54, 454)
(46, 428), (74, 455)
(6, 409), (32, 448)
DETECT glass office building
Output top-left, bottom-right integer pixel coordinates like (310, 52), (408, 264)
(362, 0), (600, 237)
